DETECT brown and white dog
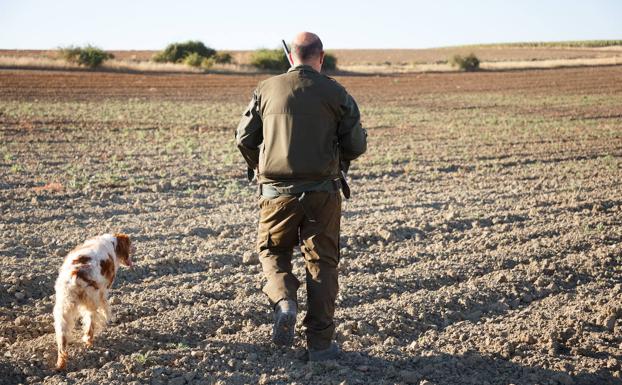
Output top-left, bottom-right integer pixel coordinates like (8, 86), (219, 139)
(53, 233), (133, 370)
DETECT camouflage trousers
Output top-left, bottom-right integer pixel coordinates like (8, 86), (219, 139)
(256, 191), (341, 350)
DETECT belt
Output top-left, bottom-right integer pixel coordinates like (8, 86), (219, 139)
(260, 182), (341, 223)
(259, 180), (341, 199)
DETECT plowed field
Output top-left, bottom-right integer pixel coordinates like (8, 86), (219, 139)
(1, 66), (621, 385)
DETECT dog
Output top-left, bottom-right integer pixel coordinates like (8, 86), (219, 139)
(53, 233), (133, 370)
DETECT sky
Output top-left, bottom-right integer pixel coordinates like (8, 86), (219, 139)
(0, 0), (620, 50)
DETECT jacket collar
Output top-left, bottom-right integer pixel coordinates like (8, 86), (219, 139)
(287, 64), (319, 74)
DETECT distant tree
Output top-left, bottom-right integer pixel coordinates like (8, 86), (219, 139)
(323, 53), (337, 71)
(182, 52), (204, 67)
(59, 45), (114, 68)
(250, 49), (338, 72)
(213, 52), (233, 64)
(152, 41), (216, 63)
(249, 49), (289, 71)
(450, 53), (480, 71)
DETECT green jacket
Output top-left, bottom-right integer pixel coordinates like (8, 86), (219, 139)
(236, 65), (367, 185)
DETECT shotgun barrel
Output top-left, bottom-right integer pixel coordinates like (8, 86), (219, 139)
(281, 40), (294, 67)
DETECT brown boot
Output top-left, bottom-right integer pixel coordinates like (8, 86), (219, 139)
(272, 299), (297, 346)
(307, 342), (340, 361)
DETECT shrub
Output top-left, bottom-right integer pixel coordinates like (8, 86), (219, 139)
(59, 45), (114, 68)
(201, 57), (215, 69)
(250, 49), (290, 71)
(250, 49), (338, 72)
(450, 53), (480, 71)
(323, 53), (337, 71)
(213, 52), (233, 64)
(151, 51), (167, 63)
(152, 41), (216, 63)
(183, 52), (204, 67)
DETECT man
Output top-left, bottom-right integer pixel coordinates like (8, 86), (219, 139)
(236, 32), (367, 361)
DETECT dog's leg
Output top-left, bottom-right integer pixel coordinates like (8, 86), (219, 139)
(54, 299), (76, 370)
(81, 311), (95, 347)
(55, 333), (68, 371)
(100, 292), (113, 323)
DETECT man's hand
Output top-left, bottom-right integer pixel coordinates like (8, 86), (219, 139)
(247, 167), (256, 183)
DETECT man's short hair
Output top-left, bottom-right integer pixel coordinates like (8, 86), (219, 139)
(293, 38), (323, 61)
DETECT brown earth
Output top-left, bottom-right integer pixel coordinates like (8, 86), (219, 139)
(0, 66), (621, 385)
(1, 65), (621, 102)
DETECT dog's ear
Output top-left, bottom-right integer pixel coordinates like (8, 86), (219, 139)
(114, 233), (132, 267)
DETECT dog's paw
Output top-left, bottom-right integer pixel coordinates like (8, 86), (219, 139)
(55, 355), (67, 371)
(82, 335), (94, 348)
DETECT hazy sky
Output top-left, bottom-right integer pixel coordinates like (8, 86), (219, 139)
(1, 0), (620, 50)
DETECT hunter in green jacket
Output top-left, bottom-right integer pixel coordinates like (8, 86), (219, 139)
(236, 32), (367, 361)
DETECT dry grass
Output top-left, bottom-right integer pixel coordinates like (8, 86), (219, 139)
(339, 56), (622, 73)
(0, 55), (196, 72)
(104, 59), (200, 73)
(328, 47), (622, 65)
(0, 56), (258, 74)
(0, 56), (80, 70)
(1, 47), (621, 75)
(482, 56), (622, 70)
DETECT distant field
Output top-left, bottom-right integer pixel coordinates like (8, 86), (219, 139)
(1, 40), (621, 72)
(328, 46), (622, 65)
(465, 40), (622, 48)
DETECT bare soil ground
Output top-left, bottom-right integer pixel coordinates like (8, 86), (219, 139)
(1, 66), (621, 385)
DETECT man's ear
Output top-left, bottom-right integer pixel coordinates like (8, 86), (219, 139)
(319, 51), (325, 64)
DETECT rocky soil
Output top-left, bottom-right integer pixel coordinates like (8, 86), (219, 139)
(0, 66), (621, 385)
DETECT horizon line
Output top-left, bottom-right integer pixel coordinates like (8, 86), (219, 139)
(1, 38), (621, 52)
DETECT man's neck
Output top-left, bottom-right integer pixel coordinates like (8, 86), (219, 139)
(289, 64), (320, 73)
(292, 60), (321, 72)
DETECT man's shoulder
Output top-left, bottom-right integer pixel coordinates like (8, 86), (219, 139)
(260, 70), (342, 86)
(256, 72), (292, 92)
(265, 71), (291, 83)
(257, 70), (347, 100)
(312, 73), (349, 99)
(320, 73), (346, 90)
